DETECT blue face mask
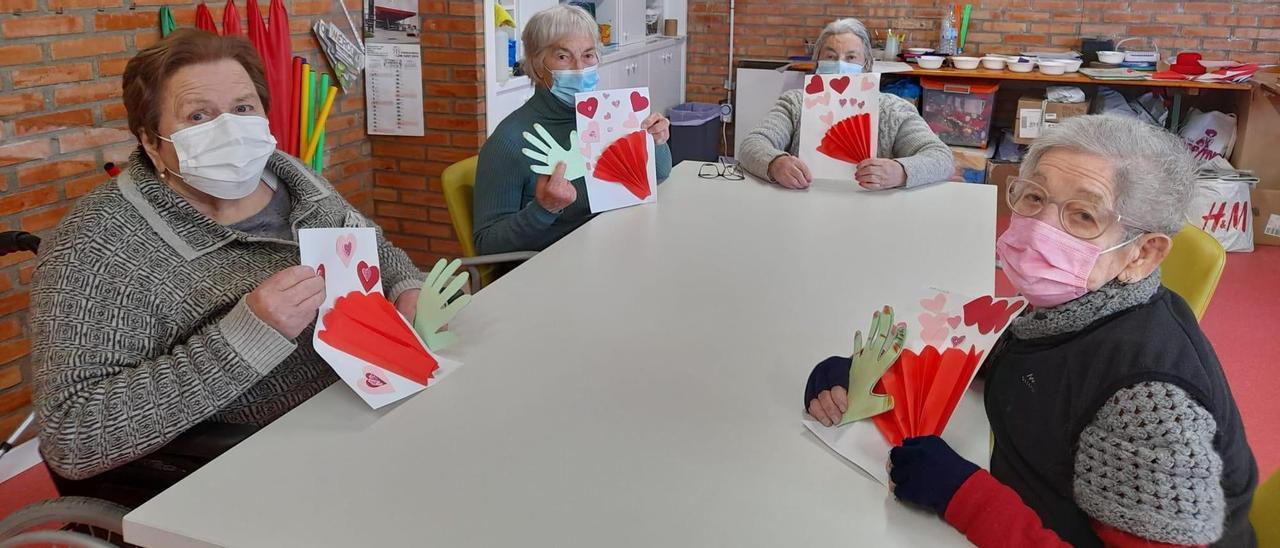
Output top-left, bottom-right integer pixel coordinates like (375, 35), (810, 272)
(816, 60), (865, 74)
(549, 65), (600, 105)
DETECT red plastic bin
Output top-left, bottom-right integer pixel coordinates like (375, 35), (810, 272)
(920, 78), (999, 148)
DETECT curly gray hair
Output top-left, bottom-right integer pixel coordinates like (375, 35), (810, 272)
(812, 18), (874, 71)
(1020, 115), (1197, 237)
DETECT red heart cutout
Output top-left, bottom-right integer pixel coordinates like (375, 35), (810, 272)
(576, 97), (599, 118)
(805, 75), (825, 94)
(316, 264), (326, 279)
(830, 76), (851, 94)
(962, 296), (1026, 335)
(357, 260), (380, 292)
(629, 91), (649, 112)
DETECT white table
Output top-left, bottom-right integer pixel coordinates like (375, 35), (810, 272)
(125, 164), (997, 548)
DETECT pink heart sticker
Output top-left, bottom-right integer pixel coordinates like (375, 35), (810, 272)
(623, 112), (640, 130)
(604, 112), (612, 120)
(335, 235), (356, 267)
(582, 120), (600, 144)
(947, 315), (961, 329)
(951, 335), (966, 347)
(612, 100), (621, 108)
(839, 98), (848, 107)
(920, 293), (946, 313)
(357, 260), (380, 292)
(819, 110), (834, 126)
(861, 77), (876, 91)
(918, 313), (949, 348)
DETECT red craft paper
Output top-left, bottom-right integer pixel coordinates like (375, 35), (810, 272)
(318, 290), (439, 386)
(817, 113), (873, 165)
(872, 345), (984, 446)
(289, 57), (302, 156)
(221, 0), (241, 35)
(592, 130), (651, 200)
(265, 0), (292, 149)
(195, 2), (218, 32)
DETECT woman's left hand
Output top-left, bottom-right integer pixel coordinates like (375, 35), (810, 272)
(641, 113), (671, 145)
(855, 159), (907, 190)
(888, 436), (980, 515)
(395, 289), (420, 323)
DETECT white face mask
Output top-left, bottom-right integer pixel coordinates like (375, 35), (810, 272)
(158, 113), (277, 199)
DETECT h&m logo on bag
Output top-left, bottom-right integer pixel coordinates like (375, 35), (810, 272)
(1201, 200), (1250, 234)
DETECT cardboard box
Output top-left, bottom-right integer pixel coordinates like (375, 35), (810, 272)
(1252, 187), (1280, 246)
(951, 145), (994, 183)
(1231, 67), (1280, 190)
(986, 160), (1020, 217)
(1013, 94), (1091, 145)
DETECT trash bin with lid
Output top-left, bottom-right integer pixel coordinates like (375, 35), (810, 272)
(667, 102), (723, 166)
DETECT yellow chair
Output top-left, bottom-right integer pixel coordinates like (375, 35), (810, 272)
(1162, 223), (1226, 321)
(441, 156), (537, 289)
(1254, 468), (1280, 547)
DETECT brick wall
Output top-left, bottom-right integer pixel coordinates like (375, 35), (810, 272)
(687, 0), (1280, 107)
(0, 0), (485, 447)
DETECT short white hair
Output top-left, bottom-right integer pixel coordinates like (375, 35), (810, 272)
(813, 18), (873, 71)
(521, 5), (600, 87)
(1021, 115), (1197, 237)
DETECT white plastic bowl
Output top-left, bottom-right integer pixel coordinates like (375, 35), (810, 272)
(908, 47), (934, 55)
(951, 56), (981, 70)
(981, 56), (1006, 70)
(1060, 59), (1083, 72)
(917, 55), (944, 69)
(1097, 51), (1125, 64)
(1038, 60), (1066, 75)
(1008, 60), (1035, 73)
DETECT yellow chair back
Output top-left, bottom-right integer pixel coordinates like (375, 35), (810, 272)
(1254, 468), (1280, 547)
(441, 156), (479, 259)
(1162, 223), (1226, 320)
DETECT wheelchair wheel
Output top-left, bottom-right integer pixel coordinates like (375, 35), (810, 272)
(0, 529), (118, 548)
(0, 497), (132, 547)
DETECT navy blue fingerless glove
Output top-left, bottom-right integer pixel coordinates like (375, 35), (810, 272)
(803, 355), (850, 410)
(889, 436), (979, 515)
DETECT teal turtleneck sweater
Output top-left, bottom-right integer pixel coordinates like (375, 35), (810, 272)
(473, 87), (673, 254)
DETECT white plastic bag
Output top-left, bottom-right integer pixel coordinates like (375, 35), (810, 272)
(1187, 176), (1253, 252)
(1180, 109), (1238, 164)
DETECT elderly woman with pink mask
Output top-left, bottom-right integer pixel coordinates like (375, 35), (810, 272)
(805, 116), (1257, 547)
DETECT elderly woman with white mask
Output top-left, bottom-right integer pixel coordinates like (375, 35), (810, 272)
(739, 18), (953, 190)
(806, 116), (1257, 547)
(472, 5), (674, 255)
(30, 29), (425, 506)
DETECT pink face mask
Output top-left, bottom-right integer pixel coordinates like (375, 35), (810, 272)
(996, 216), (1136, 308)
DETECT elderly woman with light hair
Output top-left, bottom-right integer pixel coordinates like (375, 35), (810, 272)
(472, 5), (673, 254)
(739, 18), (953, 190)
(806, 116), (1257, 547)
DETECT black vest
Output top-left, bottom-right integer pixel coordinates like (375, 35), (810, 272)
(983, 287), (1257, 547)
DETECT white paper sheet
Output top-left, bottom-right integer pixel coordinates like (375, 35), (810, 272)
(872, 61), (914, 74)
(299, 227), (460, 409)
(365, 43), (425, 136)
(575, 87), (658, 213)
(797, 73), (881, 182)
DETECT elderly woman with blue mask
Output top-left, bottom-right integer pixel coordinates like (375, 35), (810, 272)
(739, 18), (953, 190)
(806, 116), (1257, 547)
(472, 5), (674, 255)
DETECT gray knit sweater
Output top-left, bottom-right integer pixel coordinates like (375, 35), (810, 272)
(738, 89), (954, 188)
(31, 150), (424, 480)
(1011, 271), (1226, 545)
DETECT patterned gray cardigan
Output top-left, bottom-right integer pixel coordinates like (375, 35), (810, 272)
(31, 150), (424, 480)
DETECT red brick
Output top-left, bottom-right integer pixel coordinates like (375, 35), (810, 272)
(401, 220), (454, 238)
(1, 15), (84, 38)
(1004, 34), (1049, 46)
(0, 0), (36, 11)
(0, 292), (30, 317)
(11, 63), (93, 89)
(372, 188), (398, 202)
(16, 153), (97, 186)
(0, 44), (44, 66)
(983, 21), (1027, 32)
(1239, 4), (1280, 15)
(0, 318), (18, 342)
(0, 93), (45, 117)
(0, 385), (32, 414)
(1182, 2), (1228, 13)
(18, 265), (34, 285)
(21, 205), (73, 232)
(1127, 25), (1177, 36)
(58, 127), (134, 153)
(429, 238), (462, 256)
(371, 142), (426, 160)
(1202, 39), (1255, 51)
(96, 11), (160, 30)
(102, 102), (129, 122)
(1153, 14), (1205, 25)
(50, 35), (127, 60)
(1102, 12), (1149, 24)
(0, 274), (10, 295)
(0, 365), (21, 391)
(54, 80), (122, 106)
(1205, 15), (1258, 26)
(99, 56), (131, 77)
(134, 30), (163, 49)
(49, 0), (121, 7)
(1183, 26), (1232, 38)
(14, 109), (94, 137)
(1078, 24), (1126, 36)
(66, 172), (109, 198)
(0, 140), (54, 169)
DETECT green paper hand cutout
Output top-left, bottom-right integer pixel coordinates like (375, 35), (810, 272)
(838, 306), (908, 426)
(413, 258), (472, 352)
(521, 123), (587, 181)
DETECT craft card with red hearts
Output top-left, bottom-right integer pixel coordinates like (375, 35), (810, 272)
(801, 287), (1027, 485)
(299, 228), (462, 409)
(574, 87), (658, 213)
(797, 73), (881, 183)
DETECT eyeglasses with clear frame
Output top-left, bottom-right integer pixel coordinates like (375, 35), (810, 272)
(1005, 177), (1139, 240)
(698, 162), (745, 181)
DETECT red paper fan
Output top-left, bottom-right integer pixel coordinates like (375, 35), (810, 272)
(195, 2), (218, 32)
(318, 290), (439, 386)
(593, 130), (651, 200)
(871, 345), (984, 446)
(817, 112), (873, 165)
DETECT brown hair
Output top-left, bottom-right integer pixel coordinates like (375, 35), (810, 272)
(123, 28), (270, 143)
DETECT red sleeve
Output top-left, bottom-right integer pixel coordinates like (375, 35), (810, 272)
(943, 470), (1070, 548)
(943, 470), (1205, 548)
